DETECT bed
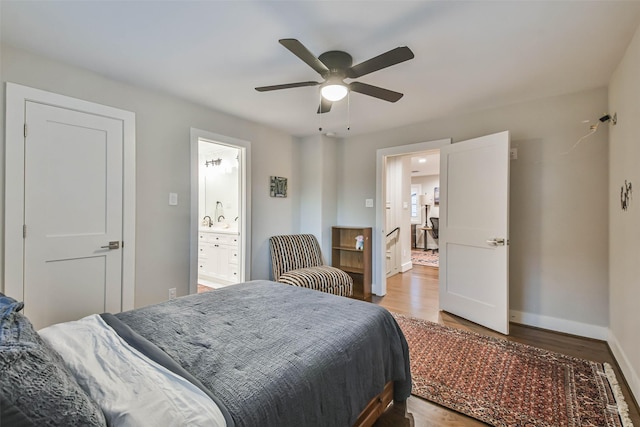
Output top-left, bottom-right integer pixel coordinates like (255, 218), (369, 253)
(0, 280), (411, 427)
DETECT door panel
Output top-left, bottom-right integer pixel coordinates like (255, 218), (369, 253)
(45, 123), (108, 235)
(439, 131), (510, 335)
(24, 102), (123, 329)
(32, 257), (108, 328)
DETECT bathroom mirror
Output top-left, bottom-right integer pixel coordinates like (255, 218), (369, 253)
(199, 141), (240, 227)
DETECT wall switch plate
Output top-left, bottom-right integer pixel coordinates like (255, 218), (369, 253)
(169, 288), (177, 300)
(365, 199), (374, 208)
(169, 192), (178, 205)
(510, 148), (518, 160)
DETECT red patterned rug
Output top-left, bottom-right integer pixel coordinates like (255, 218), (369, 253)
(394, 314), (632, 427)
(411, 249), (439, 267)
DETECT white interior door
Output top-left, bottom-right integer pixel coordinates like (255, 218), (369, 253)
(23, 102), (124, 329)
(439, 131), (510, 334)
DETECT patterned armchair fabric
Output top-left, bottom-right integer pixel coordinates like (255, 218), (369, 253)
(269, 234), (353, 297)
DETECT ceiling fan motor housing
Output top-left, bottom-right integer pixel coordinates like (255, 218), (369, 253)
(318, 50), (353, 79)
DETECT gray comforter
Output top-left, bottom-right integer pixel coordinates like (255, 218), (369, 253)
(115, 280), (411, 427)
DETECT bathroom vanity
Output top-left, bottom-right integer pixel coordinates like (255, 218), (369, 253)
(198, 228), (240, 285)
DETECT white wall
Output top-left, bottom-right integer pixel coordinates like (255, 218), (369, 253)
(400, 156), (412, 270)
(608, 21), (640, 404)
(0, 45), (297, 307)
(384, 156), (412, 274)
(339, 88), (610, 338)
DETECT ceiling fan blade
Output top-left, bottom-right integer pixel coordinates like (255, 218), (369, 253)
(346, 46), (414, 79)
(349, 81), (404, 102)
(255, 81), (320, 92)
(317, 98), (332, 114)
(279, 39), (329, 76)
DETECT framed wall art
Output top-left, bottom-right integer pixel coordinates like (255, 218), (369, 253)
(270, 176), (288, 198)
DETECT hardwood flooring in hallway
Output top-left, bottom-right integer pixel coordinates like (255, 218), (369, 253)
(372, 264), (640, 426)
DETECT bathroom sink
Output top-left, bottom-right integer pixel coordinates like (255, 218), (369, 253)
(200, 223), (239, 234)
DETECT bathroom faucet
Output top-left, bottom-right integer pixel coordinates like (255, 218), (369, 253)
(217, 215), (225, 222)
(203, 216), (213, 227)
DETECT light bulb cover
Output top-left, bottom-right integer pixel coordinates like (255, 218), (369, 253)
(321, 84), (348, 101)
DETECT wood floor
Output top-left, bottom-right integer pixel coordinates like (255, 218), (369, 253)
(372, 265), (640, 427)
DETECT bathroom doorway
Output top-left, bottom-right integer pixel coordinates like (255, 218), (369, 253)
(190, 128), (251, 294)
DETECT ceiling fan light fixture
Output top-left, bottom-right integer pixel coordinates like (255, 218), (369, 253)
(256, 39), (414, 114)
(321, 84), (348, 102)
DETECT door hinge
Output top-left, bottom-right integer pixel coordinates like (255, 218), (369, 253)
(23, 224), (27, 238)
(121, 241), (124, 248)
(24, 123), (28, 138)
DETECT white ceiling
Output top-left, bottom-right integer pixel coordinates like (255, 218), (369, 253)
(409, 151), (440, 177)
(3, 1), (640, 138)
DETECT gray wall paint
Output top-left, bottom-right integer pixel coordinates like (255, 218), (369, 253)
(1, 45), (297, 307)
(339, 88), (610, 330)
(298, 134), (339, 260)
(299, 136), (323, 240)
(609, 21), (640, 402)
(0, 45), (613, 337)
(320, 136), (339, 258)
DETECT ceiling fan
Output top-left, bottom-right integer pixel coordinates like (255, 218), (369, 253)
(255, 39), (415, 113)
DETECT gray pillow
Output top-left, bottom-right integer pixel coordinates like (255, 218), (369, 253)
(0, 294), (107, 426)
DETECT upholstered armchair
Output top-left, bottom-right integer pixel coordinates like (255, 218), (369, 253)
(269, 234), (353, 297)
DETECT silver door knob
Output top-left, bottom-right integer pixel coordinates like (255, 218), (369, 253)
(486, 238), (506, 247)
(101, 241), (120, 250)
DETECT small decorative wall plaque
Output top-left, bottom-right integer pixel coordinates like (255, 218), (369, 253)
(270, 176), (288, 198)
(621, 180), (632, 211)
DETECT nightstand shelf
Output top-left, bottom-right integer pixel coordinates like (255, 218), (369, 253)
(331, 226), (372, 302)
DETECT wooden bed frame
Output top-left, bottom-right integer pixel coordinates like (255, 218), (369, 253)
(354, 381), (394, 427)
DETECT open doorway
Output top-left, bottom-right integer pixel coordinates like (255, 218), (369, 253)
(410, 152), (440, 269)
(197, 140), (241, 290)
(189, 128), (251, 295)
(384, 150), (440, 278)
(377, 132), (510, 334)
(374, 138), (450, 296)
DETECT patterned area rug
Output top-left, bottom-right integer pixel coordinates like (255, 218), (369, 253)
(411, 249), (439, 267)
(394, 314), (632, 427)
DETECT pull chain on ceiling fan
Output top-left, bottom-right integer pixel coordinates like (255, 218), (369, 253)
(255, 38), (414, 114)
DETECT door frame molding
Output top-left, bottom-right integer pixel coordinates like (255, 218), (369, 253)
(189, 128), (252, 294)
(374, 138), (451, 295)
(4, 82), (136, 311)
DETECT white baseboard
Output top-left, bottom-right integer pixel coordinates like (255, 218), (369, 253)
(509, 309), (608, 340)
(608, 330), (640, 405)
(372, 282), (384, 297)
(401, 261), (413, 273)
